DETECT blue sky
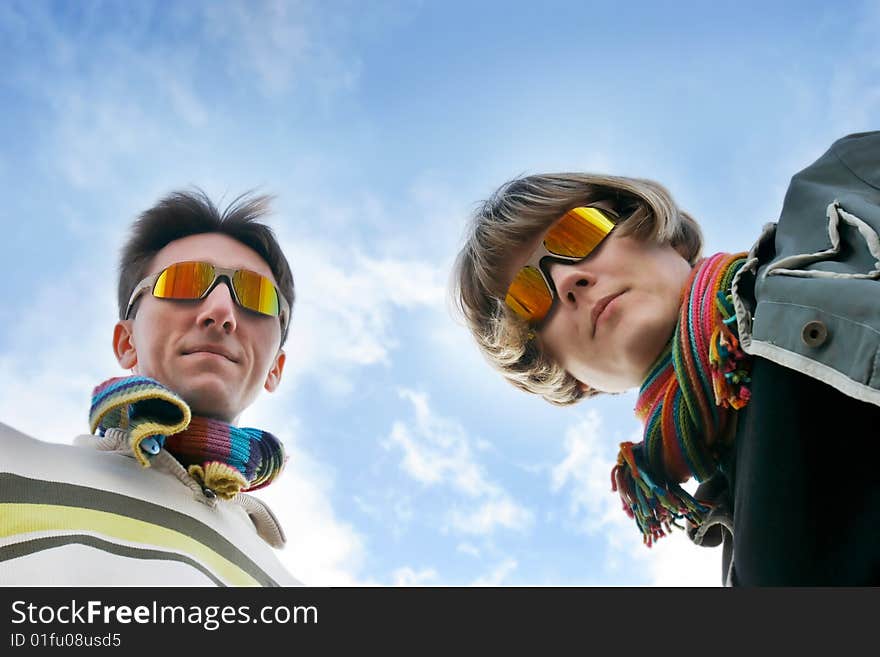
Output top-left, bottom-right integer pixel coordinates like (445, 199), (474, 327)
(1, 0), (877, 585)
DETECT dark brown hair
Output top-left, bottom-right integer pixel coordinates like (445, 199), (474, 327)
(118, 189), (295, 346)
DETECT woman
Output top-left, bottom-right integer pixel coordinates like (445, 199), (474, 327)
(453, 131), (880, 585)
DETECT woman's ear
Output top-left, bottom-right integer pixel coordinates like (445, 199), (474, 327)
(672, 239), (696, 264)
(576, 380), (601, 398)
(113, 321), (138, 370)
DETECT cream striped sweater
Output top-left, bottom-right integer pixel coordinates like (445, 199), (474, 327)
(0, 422), (300, 586)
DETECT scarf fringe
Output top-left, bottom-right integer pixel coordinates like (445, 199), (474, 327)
(611, 442), (709, 547)
(614, 253), (749, 546)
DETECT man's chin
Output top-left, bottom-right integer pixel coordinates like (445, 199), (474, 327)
(176, 381), (238, 424)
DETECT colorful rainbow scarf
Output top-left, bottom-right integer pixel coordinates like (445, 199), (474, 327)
(90, 376), (286, 500)
(611, 252), (750, 546)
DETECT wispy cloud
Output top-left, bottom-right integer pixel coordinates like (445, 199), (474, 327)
(456, 542), (481, 558)
(391, 566), (439, 587)
(0, 264), (119, 443)
(384, 390), (494, 496)
(550, 410), (625, 534)
(278, 238), (447, 394)
(200, 0), (360, 98)
(242, 428), (367, 586)
(828, 1), (880, 136)
(383, 389), (534, 536)
(549, 410), (721, 586)
(470, 558), (517, 586)
(447, 499), (532, 535)
(2, 1), (363, 192)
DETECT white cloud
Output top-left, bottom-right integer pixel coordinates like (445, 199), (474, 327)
(244, 436), (366, 586)
(470, 558), (517, 586)
(4, 2), (363, 193)
(351, 491), (414, 541)
(549, 409), (721, 586)
(383, 390), (495, 497)
(200, 0), (360, 98)
(456, 542), (481, 558)
(639, 533), (723, 587)
(550, 410), (624, 534)
(391, 566), (439, 587)
(238, 389), (370, 587)
(382, 389), (534, 537)
(447, 499), (532, 535)
(203, 0), (310, 96)
(279, 238), (447, 395)
(386, 421), (445, 486)
(828, 2), (880, 136)
(0, 265), (120, 444)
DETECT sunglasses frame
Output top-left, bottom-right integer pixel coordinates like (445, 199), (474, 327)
(125, 261), (290, 335)
(505, 206), (618, 327)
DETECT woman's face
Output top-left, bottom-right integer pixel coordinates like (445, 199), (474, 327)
(505, 229), (693, 393)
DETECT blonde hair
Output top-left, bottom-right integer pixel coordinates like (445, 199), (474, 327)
(451, 173), (704, 406)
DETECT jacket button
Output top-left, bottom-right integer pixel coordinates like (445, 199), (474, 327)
(801, 321), (828, 347)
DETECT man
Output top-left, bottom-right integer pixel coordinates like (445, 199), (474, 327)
(453, 132), (880, 585)
(0, 190), (300, 586)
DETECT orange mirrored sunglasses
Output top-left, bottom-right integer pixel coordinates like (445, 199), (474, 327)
(125, 261), (290, 333)
(504, 207), (616, 325)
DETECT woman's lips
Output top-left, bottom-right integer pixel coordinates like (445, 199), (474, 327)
(591, 291), (624, 336)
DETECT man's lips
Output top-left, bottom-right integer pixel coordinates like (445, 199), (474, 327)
(591, 291), (624, 337)
(182, 346), (239, 363)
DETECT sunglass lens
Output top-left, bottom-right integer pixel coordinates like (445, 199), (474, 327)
(153, 261), (215, 299)
(233, 269), (280, 317)
(544, 207), (615, 258)
(505, 266), (553, 322)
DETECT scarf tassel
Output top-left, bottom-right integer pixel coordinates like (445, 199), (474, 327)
(612, 444), (711, 547)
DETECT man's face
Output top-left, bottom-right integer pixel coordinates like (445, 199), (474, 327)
(505, 229), (692, 393)
(114, 233), (286, 423)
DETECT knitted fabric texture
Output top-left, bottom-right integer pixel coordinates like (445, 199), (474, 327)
(90, 376), (286, 500)
(611, 252), (750, 546)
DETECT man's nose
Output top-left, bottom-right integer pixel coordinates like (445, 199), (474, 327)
(196, 281), (238, 333)
(548, 261), (596, 310)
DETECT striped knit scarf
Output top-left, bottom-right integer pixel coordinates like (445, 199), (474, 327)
(611, 252), (750, 546)
(90, 376), (286, 500)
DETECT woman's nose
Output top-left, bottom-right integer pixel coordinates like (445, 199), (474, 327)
(549, 261), (596, 308)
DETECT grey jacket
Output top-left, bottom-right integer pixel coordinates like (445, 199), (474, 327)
(690, 131), (880, 585)
(732, 130), (880, 408)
